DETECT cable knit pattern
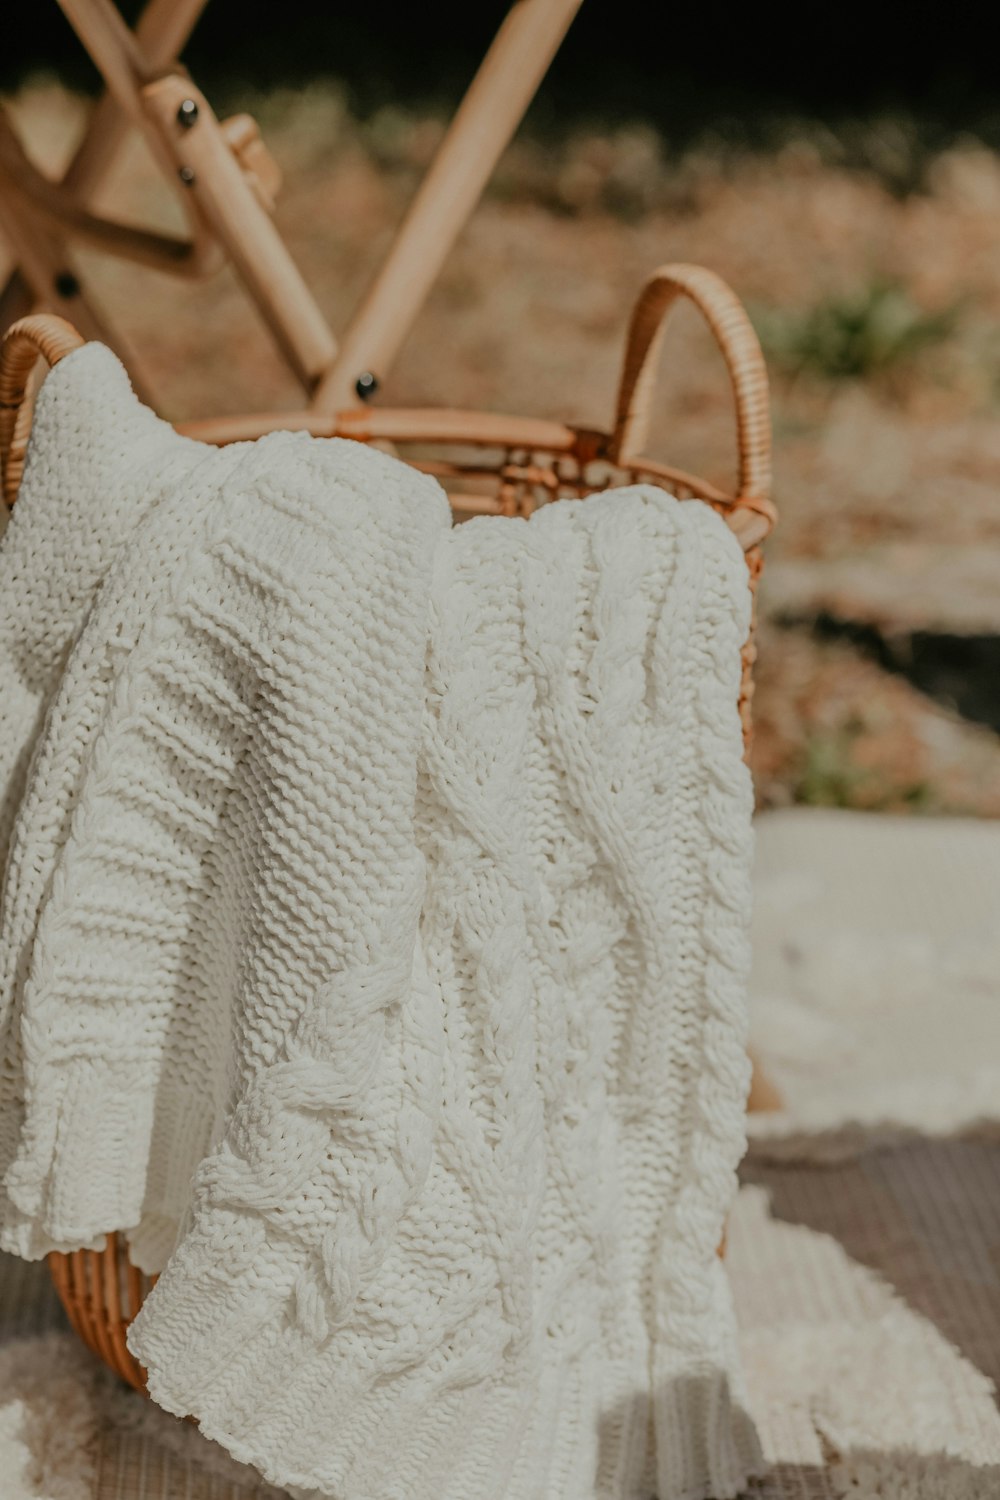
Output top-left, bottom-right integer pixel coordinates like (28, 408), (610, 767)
(0, 347), (763, 1500)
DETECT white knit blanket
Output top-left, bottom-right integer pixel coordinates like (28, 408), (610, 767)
(0, 345), (762, 1500)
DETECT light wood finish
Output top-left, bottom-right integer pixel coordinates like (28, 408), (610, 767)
(0, 0), (209, 327)
(0, 264), (778, 1388)
(0, 110), (197, 274)
(0, 119), (151, 388)
(0, 173), (122, 342)
(747, 1058), (784, 1113)
(220, 113), (283, 213)
(311, 0), (583, 409)
(140, 74), (335, 389)
(0, 0), (214, 390)
(1, 0), (326, 382)
(57, 0), (177, 124)
(2, 0), (581, 411)
(179, 404), (586, 452)
(61, 0), (210, 197)
(54, 0), (220, 271)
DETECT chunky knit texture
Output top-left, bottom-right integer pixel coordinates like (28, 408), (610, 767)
(0, 347), (217, 1255)
(0, 347), (763, 1500)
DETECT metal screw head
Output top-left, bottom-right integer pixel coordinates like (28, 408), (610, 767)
(54, 270), (80, 299)
(178, 165), (196, 186)
(176, 98), (199, 129)
(355, 371), (380, 401)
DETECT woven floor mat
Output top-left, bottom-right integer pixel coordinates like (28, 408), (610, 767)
(735, 1136), (1000, 1497)
(2, 1135), (999, 1496)
(740, 1138), (1000, 1394)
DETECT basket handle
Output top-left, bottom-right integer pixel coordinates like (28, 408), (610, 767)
(1, 314), (86, 508)
(609, 263), (772, 508)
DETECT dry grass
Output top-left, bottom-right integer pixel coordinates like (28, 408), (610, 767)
(5, 79), (1000, 814)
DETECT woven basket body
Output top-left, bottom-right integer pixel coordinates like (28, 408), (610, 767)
(0, 263), (774, 1391)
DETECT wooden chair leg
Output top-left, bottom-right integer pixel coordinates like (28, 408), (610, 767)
(3, 0), (586, 410)
(61, 0), (210, 198)
(0, 0), (208, 340)
(0, 159), (150, 396)
(0, 266), (33, 333)
(311, 0), (584, 410)
(140, 74), (336, 390)
(747, 1047), (782, 1112)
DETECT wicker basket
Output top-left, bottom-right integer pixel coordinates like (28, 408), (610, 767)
(0, 261), (775, 1392)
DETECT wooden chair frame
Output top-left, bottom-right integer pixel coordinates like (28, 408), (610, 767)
(1, 0), (582, 407)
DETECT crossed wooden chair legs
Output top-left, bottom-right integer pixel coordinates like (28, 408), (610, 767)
(0, 0), (584, 413)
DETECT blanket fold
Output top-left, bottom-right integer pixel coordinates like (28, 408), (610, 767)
(0, 345), (764, 1500)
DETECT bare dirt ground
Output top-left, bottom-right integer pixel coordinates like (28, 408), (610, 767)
(5, 81), (1000, 815)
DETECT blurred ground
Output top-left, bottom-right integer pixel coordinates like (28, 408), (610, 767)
(4, 80), (1000, 815)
